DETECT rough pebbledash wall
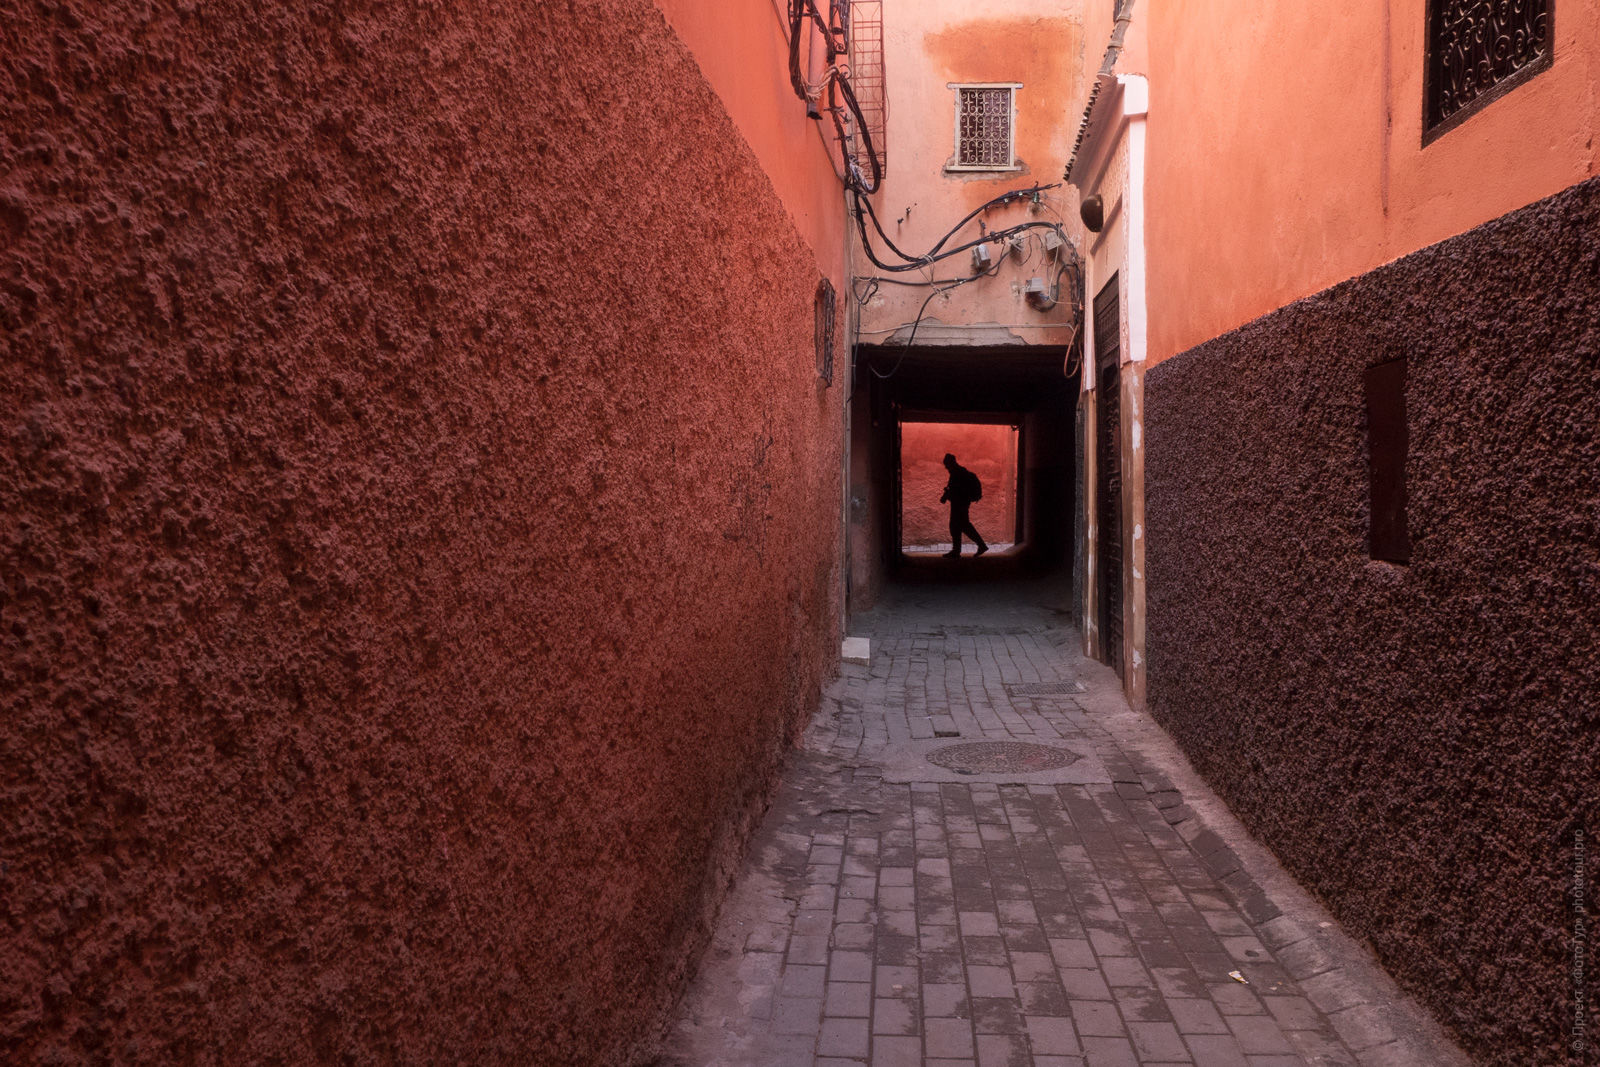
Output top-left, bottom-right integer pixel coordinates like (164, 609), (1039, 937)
(1145, 177), (1600, 1063)
(0, 2), (841, 1063)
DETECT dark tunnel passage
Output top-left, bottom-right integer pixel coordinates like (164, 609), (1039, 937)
(847, 343), (1079, 610)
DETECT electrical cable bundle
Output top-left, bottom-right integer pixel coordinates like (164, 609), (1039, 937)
(785, 0), (1084, 376)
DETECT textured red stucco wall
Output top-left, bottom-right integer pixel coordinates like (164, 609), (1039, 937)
(0, 2), (841, 1063)
(900, 423), (1017, 548)
(1145, 178), (1600, 1063)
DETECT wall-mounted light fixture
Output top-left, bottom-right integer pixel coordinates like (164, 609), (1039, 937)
(1080, 194), (1104, 233)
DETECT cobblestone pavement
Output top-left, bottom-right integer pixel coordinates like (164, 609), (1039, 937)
(662, 578), (1467, 1067)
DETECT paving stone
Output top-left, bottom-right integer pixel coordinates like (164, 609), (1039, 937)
(825, 981), (871, 1017)
(1027, 1013), (1081, 1055)
(1207, 982), (1266, 1016)
(874, 934), (919, 965)
(1111, 986), (1172, 1023)
(1275, 934), (1340, 979)
(874, 996), (919, 1035)
(1220, 936), (1270, 965)
(975, 1032), (1031, 1067)
(926, 1015), (976, 1057)
(1253, 915), (1307, 952)
(1168, 996), (1230, 1034)
(924, 981), (970, 1018)
(998, 899), (1039, 925)
(880, 910), (917, 937)
(1058, 968), (1114, 1001)
(1136, 939), (1191, 970)
(770, 996), (824, 1034)
(1088, 928), (1137, 957)
(875, 965), (918, 998)
(1050, 938), (1099, 969)
(834, 922), (875, 949)
(880, 867), (915, 887)
(829, 949), (874, 984)
(1128, 1021), (1190, 1061)
(1325, 1003), (1397, 1051)
(1284, 1027), (1360, 1065)
(963, 934), (1009, 966)
(1010, 950), (1056, 983)
(1353, 1039), (1418, 1066)
(819, 1016), (871, 1058)
(1298, 969), (1365, 1015)
(1182, 1032), (1249, 1066)
(781, 965), (827, 998)
(1259, 995), (1320, 1031)
(971, 997), (1025, 1034)
(1078, 1034), (1139, 1066)
(871, 1034), (922, 1067)
(1001, 924), (1051, 952)
(1101, 956), (1153, 988)
(1069, 999), (1126, 1037)
(837, 898), (874, 924)
(790, 935), (830, 966)
(1225, 1013), (1293, 1055)
(1018, 980), (1070, 1016)
(960, 911), (1002, 936)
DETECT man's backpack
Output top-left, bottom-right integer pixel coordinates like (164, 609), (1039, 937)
(965, 469), (983, 502)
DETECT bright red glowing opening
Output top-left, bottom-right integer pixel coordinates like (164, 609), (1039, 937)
(900, 421), (1018, 554)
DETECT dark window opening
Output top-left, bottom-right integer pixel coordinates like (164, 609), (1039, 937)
(1424, 0), (1552, 145)
(815, 278), (836, 385)
(1365, 357), (1411, 563)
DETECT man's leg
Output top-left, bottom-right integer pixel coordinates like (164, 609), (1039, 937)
(945, 508), (964, 557)
(964, 518), (988, 556)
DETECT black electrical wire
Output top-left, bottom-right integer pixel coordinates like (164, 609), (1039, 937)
(865, 252), (1010, 380)
(851, 183), (1067, 273)
(828, 70), (882, 193)
(788, 0), (838, 99)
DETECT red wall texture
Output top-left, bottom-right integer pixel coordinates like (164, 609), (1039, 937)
(900, 423), (1017, 548)
(1, 2), (841, 1063)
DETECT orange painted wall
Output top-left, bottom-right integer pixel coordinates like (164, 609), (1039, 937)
(855, 1), (1084, 346)
(900, 422), (1018, 547)
(653, 0), (846, 282)
(1143, 1), (1600, 364)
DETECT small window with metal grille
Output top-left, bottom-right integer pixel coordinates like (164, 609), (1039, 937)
(1423, 0), (1552, 145)
(814, 278), (836, 385)
(948, 84), (1019, 171)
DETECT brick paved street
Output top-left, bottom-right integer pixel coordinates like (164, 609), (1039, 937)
(662, 577), (1467, 1067)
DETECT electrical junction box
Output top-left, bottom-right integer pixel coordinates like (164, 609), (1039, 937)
(971, 243), (993, 273)
(1025, 277), (1056, 310)
(1042, 230), (1064, 259)
(1009, 235), (1027, 258)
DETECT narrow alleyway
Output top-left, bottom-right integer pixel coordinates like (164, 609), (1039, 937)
(662, 576), (1469, 1067)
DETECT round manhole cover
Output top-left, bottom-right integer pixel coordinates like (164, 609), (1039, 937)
(926, 741), (1080, 774)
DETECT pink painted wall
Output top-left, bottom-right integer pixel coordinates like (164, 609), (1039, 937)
(0, 1), (842, 1062)
(855, 2), (1085, 347)
(900, 423), (1018, 547)
(653, 0), (847, 282)
(1144, 0), (1600, 363)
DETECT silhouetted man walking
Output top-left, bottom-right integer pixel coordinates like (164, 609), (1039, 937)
(940, 453), (988, 558)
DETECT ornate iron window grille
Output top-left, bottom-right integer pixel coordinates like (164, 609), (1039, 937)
(954, 87), (1014, 169)
(814, 278), (836, 385)
(1423, 0), (1552, 145)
